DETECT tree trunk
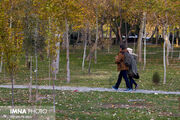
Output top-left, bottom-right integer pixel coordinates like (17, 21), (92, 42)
(62, 33), (66, 50)
(47, 17), (51, 58)
(106, 24), (108, 38)
(143, 38), (146, 70)
(118, 26), (122, 44)
(10, 74), (14, 106)
(3, 60), (5, 80)
(0, 52), (3, 73)
(115, 30), (119, 45)
(155, 27), (159, 45)
(65, 18), (70, 83)
(137, 12), (146, 62)
(35, 55), (38, 101)
(29, 56), (33, 102)
(88, 28), (92, 45)
(51, 41), (60, 84)
(118, 11), (123, 44)
(48, 17), (51, 85)
(143, 17), (147, 70)
(49, 57), (51, 85)
(86, 43), (96, 61)
(34, 22), (38, 102)
(163, 26), (167, 84)
(166, 33), (170, 66)
(50, 58), (57, 112)
(75, 31), (80, 45)
(124, 26), (134, 44)
(163, 38), (166, 84)
(88, 52), (92, 74)
(55, 42), (60, 73)
(108, 25), (112, 53)
(134, 38), (136, 52)
(176, 32), (179, 47)
(59, 42), (61, 71)
(82, 26), (88, 71)
(100, 23), (104, 50)
(53, 72), (56, 113)
(88, 26), (93, 74)
(150, 26), (157, 41)
(9, 0), (14, 106)
(25, 53), (29, 68)
(125, 22), (128, 47)
(94, 10), (98, 64)
(171, 29), (175, 58)
(101, 23), (104, 41)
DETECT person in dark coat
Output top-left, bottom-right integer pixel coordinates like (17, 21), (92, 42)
(127, 48), (138, 90)
(112, 44), (132, 91)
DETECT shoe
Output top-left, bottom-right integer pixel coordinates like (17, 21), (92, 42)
(124, 88), (133, 91)
(135, 85), (138, 90)
(112, 86), (118, 90)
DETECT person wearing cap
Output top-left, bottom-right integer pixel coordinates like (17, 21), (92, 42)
(112, 44), (132, 91)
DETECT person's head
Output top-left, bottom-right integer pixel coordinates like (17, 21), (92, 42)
(127, 48), (133, 54)
(120, 44), (127, 50)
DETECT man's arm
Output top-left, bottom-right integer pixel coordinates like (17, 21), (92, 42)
(115, 54), (122, 64)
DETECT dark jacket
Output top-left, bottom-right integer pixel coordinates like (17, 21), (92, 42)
(127, 54), (138, 77)
(115, 49), (129, 71)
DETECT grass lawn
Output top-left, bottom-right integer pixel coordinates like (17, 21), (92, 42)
(0, 45), (180, 91)
(0, 88), (179, 120)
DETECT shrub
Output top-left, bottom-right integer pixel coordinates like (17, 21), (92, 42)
(152, 72), (161, 85)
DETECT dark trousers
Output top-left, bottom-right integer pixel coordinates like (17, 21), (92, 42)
(114, 70), (130, 89)
(129, 76), (137, 89)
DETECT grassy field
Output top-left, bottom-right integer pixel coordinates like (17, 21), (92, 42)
(0, 45), (180, 91)
(0, 88), (179, 120)
(0, 45), (180, 119)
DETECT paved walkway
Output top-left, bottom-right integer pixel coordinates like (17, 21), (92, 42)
(0, 85), (180, 95)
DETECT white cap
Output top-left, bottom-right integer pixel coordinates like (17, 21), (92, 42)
(127, 48), (133, 54)
(127, 48), (138, 56)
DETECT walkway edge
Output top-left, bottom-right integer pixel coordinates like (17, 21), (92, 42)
(0, 85), (180, 95)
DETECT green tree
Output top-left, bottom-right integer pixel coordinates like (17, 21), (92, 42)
(0, 0), (24, 106)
